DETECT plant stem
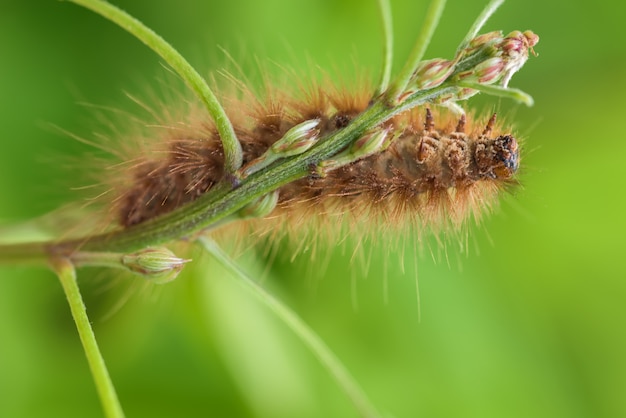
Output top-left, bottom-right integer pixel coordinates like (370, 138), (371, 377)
(457, 81), (534, 106)
(0, 241), (48, 266)
(375, 0), (394, 95)
(0, 85), (456, 261)
(385, 0), (447, 101)
(457, 0), (504, 53)
(198, 237), (383, 418)
(64, 0), (243, 173)
(50, 258), (125, 418)
(0, 0), (532, 265)
(63, 87), (452, 252)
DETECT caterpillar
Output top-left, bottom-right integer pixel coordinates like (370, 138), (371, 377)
(0, 2), (540, 418)
(112, 82), (520, 245)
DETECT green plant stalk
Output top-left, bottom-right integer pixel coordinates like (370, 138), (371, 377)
(51, 258), (125, 418)
(64, 0), (243, 173)
(385, 0), (446, 101)
(0, 0), (535, 265)
(457, 81), (534, 106)
(0, 84), (456, 263)
(457, 0), (504, 53)
(198, 237), (383, 418)
(68, 86), (455, 253)
(375, 0), (394, 95)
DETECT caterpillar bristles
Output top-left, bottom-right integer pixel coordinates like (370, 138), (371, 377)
(106, 75), (521, 252)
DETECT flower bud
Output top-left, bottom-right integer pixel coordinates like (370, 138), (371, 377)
(238, 190), (279, 219)
(317, 128), (392, 174)
(467, 30), (503, 51)
(460, 57), (506, 84)
(351, 128), (391, 156)
(454, 29), (539, 88)
(411, 58), (456, 89)
(497, 30), (539, 87)
(122, 248), (189, 284)
(240, 118), (322, 178)
(271, 118), (321, 156)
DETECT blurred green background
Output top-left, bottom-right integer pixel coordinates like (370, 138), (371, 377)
(1, 0), (625, 417)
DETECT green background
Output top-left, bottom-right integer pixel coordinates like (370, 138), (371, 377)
(1, 0), (625, 417)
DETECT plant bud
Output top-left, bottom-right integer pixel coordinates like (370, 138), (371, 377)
(240, 118), (322, 178)
(467, 30), (503, 52)
(271, 118), (321, 156)
(454, 29), (539, 88)
(456, 57), (505, 84)
(498, 30), (539, 87)
(317, 129), (392, 174)
(412, 58), (456, 89)
(122, 248), (189, 284)
(238, 190), (279, 219)
(350, 128), (392, 156)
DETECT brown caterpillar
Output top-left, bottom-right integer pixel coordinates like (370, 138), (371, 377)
(111, 81), (519, 244)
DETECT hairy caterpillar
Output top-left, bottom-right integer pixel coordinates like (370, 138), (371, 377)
(0, 1), (539, 417)
(111, 83), (519, 246)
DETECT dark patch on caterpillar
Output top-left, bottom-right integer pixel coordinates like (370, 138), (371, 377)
(114, 86), (520, 236)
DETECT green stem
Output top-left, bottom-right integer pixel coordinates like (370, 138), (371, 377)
(375, 0), (393, 95)
(385, 0), (447, 101)
(0, 241), (48, 266)
(64, 0), (243, 173)
(457, 0), (504, 53)
(50, 258), (125, 418)
(457, 81), (534, 106)
(0, 85), (456, 261)
(198, 237), (383, 418)
(66, 87), (451, 252)
(0, 0), (528, 265)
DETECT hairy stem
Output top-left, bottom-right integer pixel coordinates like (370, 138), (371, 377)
(64, 0), (243, 173)
(198, 237), (383, 418)
(51, 258), (125, 418)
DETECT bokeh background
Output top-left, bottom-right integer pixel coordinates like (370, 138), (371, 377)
(1, 0), (625, 417)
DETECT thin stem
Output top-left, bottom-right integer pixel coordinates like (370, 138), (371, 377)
(50, 258), (125, 418)
(457, 0), (504, 53)
(64, 0), (243, 173)
(385, 0), (446, 101)
(457, 81), (534, 106)
(198, 237), (383, 418)
(375, 0), (393, 95)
